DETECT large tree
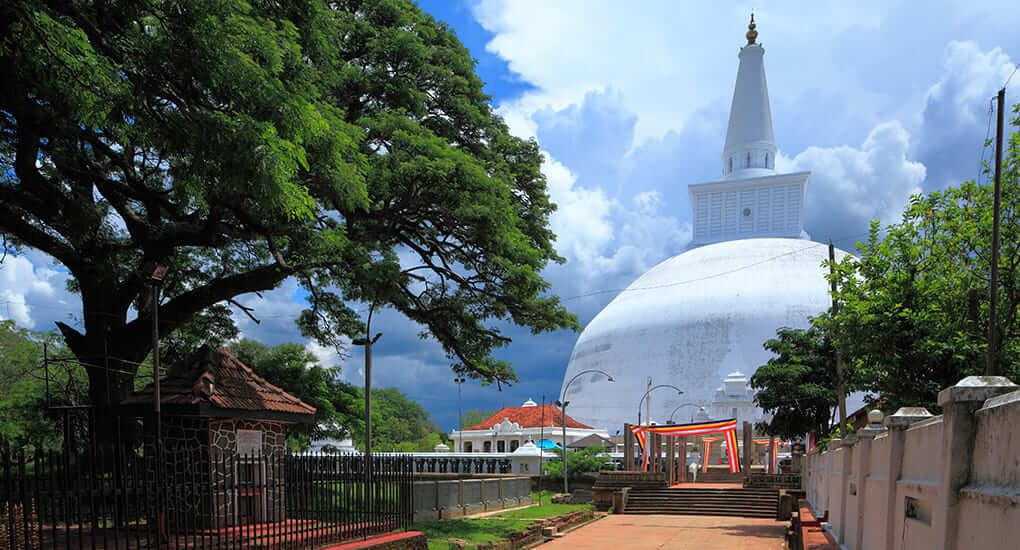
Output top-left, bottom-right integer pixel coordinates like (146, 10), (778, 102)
(0, 0), (577, 436)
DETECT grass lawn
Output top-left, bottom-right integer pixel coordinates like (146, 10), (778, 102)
(491, 502), (592, 520)
(414, 518), (533, 549)
(415, 492), (596, 548)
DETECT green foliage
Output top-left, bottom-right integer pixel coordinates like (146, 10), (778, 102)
(542, 446), (608, 481)
(814, 424), (856, 453)
(751, 321), (846, 440)
(460, 408), (496, 429)
(0, 0), (579, 426)
(350, 387), (448, 452)
(160, 304), (239, 368)
(830, 107), (1020, 411)
(0, 321), (87, 447)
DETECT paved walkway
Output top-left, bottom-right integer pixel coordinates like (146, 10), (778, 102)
(538, 515), (786, 549)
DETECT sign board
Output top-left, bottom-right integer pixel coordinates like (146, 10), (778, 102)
(237, 429), (262, 457)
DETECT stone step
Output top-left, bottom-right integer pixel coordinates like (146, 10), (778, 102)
(624, 487), (778, 518)
(624, 500), (775, 508)
(624, 509), (775, 518)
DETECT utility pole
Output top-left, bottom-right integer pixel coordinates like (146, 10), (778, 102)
(539, 395), (546, 505)
(828, 240), (847, 435)
(454, 377), (466, 452)
(353, 305), (382, 458)
(988, 88), (1005, 376)
(561, 401), (568, 494)
(142, 261), (168, 543)
(646, 377), (652, 425)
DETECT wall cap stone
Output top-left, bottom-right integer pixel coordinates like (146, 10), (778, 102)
(840, 434), (857, 446)
(884, 407), (933, 429)
(858, 425), (886, 439)
(937, 376), (1018, 406)
(980, 388), (1020, 411)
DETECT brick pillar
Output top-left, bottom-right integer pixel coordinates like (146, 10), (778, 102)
(653, 432), (662, 473)
(768, 436), (776, 474)
(666, 436), (675, 485)
(882, 407), (932, 550)
(742, 422), (752, 475)
(623, 424), (634, 471)
(933, 376), (1017, 550)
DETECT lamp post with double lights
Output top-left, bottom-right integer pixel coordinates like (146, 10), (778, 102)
(668, 403), (703, 424)
(636, 384), (685, 426)
(634, 384), (683, 478)
(555, 369), (615, 494)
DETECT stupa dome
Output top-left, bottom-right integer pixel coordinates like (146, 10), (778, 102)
(560, 238), (850, 430)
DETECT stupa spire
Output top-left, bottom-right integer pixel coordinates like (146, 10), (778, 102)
(746, 13), (758, 45)
(722, 14), (776, 179)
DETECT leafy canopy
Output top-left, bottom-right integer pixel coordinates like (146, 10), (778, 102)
(750, 321), (846, 441)
(0, 0), (578, 421)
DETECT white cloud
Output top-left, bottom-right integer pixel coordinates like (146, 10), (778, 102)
(917, 40), (1019, 191)
(0, 254), (76, 330)
(305, 338), (348, 369)
(475, 0), (913, 146)
(782, 121), (926, 240)
(227, 278), (307, 346)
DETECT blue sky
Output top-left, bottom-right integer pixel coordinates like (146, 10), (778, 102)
(4, 0), (1020, 435)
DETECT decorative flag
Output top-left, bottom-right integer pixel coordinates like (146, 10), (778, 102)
(701, 437), (719, 473)
(632, 418), (740, 473)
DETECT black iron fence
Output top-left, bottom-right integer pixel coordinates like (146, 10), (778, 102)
(1, 439), (414, 550)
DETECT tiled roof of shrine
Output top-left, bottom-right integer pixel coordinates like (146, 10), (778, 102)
(122, 345), (316, 416)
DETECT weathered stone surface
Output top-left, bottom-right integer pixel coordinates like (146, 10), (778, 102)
(937, 376), (1018, 406)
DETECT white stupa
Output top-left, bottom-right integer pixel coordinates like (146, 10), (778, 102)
(559, 16), (852, 431)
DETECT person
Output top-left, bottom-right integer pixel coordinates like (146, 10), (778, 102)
(688, 460), (700, 483)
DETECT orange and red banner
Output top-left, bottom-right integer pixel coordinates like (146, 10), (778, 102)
(632, 418), (740, 473)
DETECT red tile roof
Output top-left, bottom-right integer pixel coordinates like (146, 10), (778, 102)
(122, 345), (316, 416)
(464, 404), (593, 430)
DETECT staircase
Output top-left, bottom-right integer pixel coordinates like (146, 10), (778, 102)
(688, 466), (746, 484)
(624, 487), (779, 518)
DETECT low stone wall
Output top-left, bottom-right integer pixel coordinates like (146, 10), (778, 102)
(323, 531), (427, 550)
(802, 376), (1020, 550)
(413, 475), (533, 521)
(744, 472), (802, 489)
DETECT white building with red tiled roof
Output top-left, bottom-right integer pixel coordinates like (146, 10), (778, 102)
(448, 398), (610, 453)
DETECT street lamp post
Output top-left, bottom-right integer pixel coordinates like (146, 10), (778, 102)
(636, 384), (684, 426)
(454, 377), (466, 452)
(556, 369), (615, 495)
(668, 403), (702, 424)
